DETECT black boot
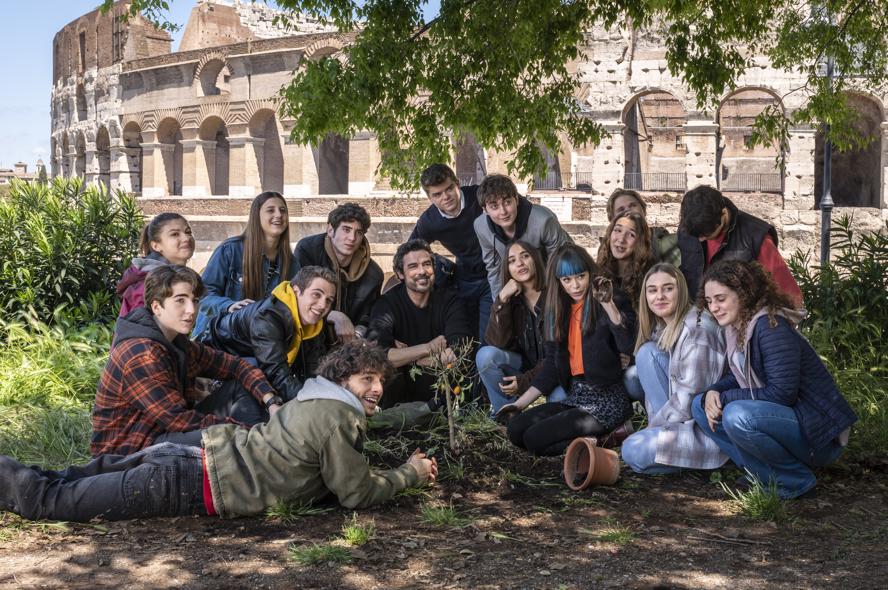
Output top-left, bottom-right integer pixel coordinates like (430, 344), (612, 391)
(0, 455), (33, 516)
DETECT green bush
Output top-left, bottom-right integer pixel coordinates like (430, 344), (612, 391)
(790, 215), (888, 461)
(0, 314), (110, 468)
(0, 177), (142, 324)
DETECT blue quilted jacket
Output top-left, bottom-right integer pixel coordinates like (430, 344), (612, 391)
(708, 315), (857, 450)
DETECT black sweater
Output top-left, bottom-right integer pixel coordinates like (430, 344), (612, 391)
(409, 185), (485, 281)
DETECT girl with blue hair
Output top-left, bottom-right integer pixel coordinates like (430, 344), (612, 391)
(501, 244), (637, 455)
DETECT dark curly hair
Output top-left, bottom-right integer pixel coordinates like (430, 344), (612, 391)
(328, 202), (371, 232)
(596, 211), (655, 306)
(317, 340), (394, 384)
(477, 173), (518, 207)
(697, 260), (797, 342)
(144, 265), (205, 308)
(420, 163), (458, 190)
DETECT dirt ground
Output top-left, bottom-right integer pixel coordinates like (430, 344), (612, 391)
(1, 424), (886, 590)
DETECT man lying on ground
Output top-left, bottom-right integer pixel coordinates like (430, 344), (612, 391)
(1, 341), (438, 522)
(92, 265), (281, 456)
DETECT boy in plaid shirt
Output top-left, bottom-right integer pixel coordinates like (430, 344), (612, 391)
(91, 266), (282, 456)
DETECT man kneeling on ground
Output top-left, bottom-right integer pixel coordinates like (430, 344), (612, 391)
(92, 265), (281, 457)
(0, 341), (438, 522)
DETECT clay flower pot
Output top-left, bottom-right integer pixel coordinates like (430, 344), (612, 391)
(563, 437), (620, 490)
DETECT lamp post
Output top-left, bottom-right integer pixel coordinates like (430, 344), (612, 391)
(819, 10), (835, 268)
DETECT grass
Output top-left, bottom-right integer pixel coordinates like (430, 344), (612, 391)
(341, 514), (375, 546)
(720, 474), (789, 523)
(288, 542), (352, 566)
(503, 469), (560, 488)
(419, 503), (473, 528)
(581, 519), (636, 545)
(265, 500), (333, 524)
(0, 317), (108, 469)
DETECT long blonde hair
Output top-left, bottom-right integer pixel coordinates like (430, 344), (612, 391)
(635, 263), (692, 353)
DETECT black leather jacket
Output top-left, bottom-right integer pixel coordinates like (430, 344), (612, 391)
(198, 296), (326, 401)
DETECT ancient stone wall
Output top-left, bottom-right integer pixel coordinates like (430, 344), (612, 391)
(50, 6), (887, 269)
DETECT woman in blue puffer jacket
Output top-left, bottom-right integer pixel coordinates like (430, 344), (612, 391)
(693, 260), (857, 499)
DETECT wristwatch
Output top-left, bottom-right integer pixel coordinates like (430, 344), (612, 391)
(264, 395), (284, 409)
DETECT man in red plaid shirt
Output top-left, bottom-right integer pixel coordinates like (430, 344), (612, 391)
(91, 266), (283, 456)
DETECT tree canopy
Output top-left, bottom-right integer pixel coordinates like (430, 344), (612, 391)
(103, 0), (888, 190)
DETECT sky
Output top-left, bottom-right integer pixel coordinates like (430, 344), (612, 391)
(0, 0), (439, 173)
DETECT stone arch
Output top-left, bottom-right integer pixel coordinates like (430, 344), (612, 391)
(95, 125), (111, 189)
(249, 109), (284, 194)
(815, 93), (883, 208)
(61, 134), (71, 177)
(123, 121), (143, 194)
(76, 82), (87, 121)
(156, 117), (184, 196)
(454, 132), (486, 186)
(622, 90), (688, 191)
(74, 131), (86, 177)
(303, 39), (346, 61)
(194, 53), (232, 97)
(716, 88), (784, 193)
(199, 115), (230, 196)
(314, 133), (349, 195)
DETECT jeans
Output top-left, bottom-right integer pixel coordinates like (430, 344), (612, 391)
(2, 443), (206, 522)
(476, 345), (567, 414)
(456, 276), (492, 345)
(623, 341), (670, 405)
(691, 399), (844, 498)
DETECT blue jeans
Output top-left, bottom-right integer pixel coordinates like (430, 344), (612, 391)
(1, 443), (206, 522)
(621, 342), (681, 474)
(456, 276), (492, 345)
(476, 345), (566, 414)
(692, 399), (844, 498)
(623, 341), (670, 405)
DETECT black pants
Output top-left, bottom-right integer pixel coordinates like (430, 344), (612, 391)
(0, 443), (206, 522)
(507, 402), (608, 456)
(196, 378), (268, 426)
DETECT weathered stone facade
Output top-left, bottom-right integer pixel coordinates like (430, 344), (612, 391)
(51, 2), (888, 270)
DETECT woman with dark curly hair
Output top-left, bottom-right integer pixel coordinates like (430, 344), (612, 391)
(596, 210), (656, 307)
(693, 260), (857, 499)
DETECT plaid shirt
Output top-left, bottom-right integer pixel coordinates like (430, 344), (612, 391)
(91, 337), (275, 456)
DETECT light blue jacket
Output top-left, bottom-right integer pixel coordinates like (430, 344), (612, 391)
(193, 236), (298, 339)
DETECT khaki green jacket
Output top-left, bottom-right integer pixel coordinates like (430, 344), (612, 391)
(203, 376), (418, 518)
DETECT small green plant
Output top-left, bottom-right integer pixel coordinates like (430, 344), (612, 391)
(341, 514), (375, 546)
(720, 474), (788, 523)
(581, 520), (636, 545)
(266, 500), (333, 524)
(395, 486), (432, 500)
(503, 469), (560, 488)
(288, 542), (352, 566)
(439, 457), (465, 481)
(420, 503), (473, 528)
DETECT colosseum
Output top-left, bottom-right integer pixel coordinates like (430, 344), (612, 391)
(51, 0), (888, 268)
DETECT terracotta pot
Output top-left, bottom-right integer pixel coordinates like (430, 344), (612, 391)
(563, 437), (620, 490)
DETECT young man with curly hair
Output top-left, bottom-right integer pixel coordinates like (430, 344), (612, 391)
(1, 342), (438, 522)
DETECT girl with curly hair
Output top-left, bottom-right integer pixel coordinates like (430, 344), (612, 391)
(596, 210), (656, 306)
(693, 260), (857, 499)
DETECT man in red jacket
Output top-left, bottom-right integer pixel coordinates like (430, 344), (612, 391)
(91, 266), (282, 456)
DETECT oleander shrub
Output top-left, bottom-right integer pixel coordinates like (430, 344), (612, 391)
(0, 177), (142, 324)
(789, 215), (888, 460)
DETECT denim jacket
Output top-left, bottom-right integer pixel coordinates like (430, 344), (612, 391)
(193, 236), (298, 339)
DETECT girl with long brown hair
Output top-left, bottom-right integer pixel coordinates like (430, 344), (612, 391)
(194, 192), (297, 338)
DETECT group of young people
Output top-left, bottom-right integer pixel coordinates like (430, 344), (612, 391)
(0, 166), (856, 525)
